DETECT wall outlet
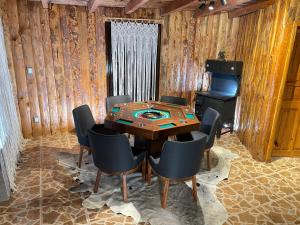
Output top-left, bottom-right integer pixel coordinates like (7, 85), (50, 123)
(33, 116), (39, 123)
(26, 67), (33, 76)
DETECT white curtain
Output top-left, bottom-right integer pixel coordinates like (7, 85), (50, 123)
(111, 21), (159, 101)
(0, 19), (23, 190)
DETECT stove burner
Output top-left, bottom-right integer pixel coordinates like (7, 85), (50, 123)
(142, 111), (163, 119)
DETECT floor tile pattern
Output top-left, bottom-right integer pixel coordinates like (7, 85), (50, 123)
(0, 132), (299, 225)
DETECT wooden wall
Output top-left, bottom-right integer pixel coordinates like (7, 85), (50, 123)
(0, 0), (160, 138)
(159, 12), (240, 106)
(1, 0), (300, 161)
(235, 0), (300, 161)
(158, 0), (300, 161)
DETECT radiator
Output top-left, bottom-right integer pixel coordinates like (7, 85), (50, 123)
(0, 148), (10, 202)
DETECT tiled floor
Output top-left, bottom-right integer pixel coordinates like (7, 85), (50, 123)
(0, 132), (299, 225)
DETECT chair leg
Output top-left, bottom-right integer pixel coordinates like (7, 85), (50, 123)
(122, 174), (128, 202)
(94, 169), (102, 193)
(147, 160), (152, 185)
(161, 178), (170, 208)
(206, 149), (211, 171)
(192, 176), (198, 201)
(78, 145), (84, 168)
(142, 159), (146, 181)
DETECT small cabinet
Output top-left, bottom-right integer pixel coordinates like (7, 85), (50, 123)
(195, 93), (236, 138)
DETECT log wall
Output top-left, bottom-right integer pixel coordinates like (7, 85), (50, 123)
(0, 0), (160, 138)
(159, 12), (240, 105)
(235, 0), (300, 161)
(1, 0), (299, 161)
(159, 0), (300, 161)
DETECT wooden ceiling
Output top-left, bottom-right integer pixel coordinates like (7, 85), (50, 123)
(29, 0), (275, 17)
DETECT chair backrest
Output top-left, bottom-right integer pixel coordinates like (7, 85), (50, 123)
(87, 129), (135, 173)
(157, 133), (207, 179)
(200, 107), (221, 148)
(72, 105), (96, 146)
(160, 96), (187, 106)
(106, 95), (132, 113)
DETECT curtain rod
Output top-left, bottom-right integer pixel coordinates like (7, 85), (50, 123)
(103, 17), (163, 24)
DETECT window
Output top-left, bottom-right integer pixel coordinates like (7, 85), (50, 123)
(106, 21), (161, 101)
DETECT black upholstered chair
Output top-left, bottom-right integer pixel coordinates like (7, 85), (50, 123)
(177, 107), (221, 170)
(106, 95), (132, 113)
(87, 130), (146, 202)
(160, 95), (187, 106)
(147, 134), (207, 208)
(72, 104), (103, 168)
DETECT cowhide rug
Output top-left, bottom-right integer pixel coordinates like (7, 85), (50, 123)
(57, 146), (238, 225)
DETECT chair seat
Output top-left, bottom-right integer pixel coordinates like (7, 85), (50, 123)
(177, 131), (208, 143)
(190, 131), (208, 142)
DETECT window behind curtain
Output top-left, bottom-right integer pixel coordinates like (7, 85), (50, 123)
(0, 19), (23, 190)
(107, 21), (160, 102)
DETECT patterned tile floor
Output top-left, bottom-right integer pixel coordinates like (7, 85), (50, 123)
(0, 132), (299, 225)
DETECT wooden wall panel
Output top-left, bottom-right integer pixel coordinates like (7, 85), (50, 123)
(159, 12), (240, 105)
(31, 3), (51, 135)
(17, 0), (42, 137)
(235, 0), (300, 161)
(159, 0), (300, 161)
(40, 6), (60, 134)
(1, 0), (298, 161)
(0, 1), (161, 138)
(5, 0), (32, 137)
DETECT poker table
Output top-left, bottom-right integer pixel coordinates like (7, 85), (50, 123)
(105, 101), (200, 153)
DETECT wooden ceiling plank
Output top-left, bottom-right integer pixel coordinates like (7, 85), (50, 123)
(162, 0), (198, 16)
(194, 0), (253, 18)
(125, 0), (150, 14)
(41, 0), (49, 8)
(228, 0), (275, 18)
(88, 0), (101, 12)
(35, 0), (88, 6)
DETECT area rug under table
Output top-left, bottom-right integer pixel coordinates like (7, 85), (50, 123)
(57, 146), (238, 225)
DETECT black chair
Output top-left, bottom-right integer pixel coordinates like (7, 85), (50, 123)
(177, 107), (221, 170)
(88, 130), (146, 202)
(72, 104), (103, 168)
(160, 96), (187, 106)
(147, 134), (207, 208)
(106, 95), (132, 113)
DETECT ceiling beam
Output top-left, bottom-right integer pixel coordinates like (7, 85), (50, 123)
(194, 0), (253, 18)
(41, 0), (48, 8)
(88, 0), (101, 12)
(162, 0), (198, 16)
(125, 0), (150, 14)
(228, 0), (275, 18)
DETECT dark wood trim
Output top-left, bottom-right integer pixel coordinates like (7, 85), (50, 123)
(125, 0), (150, 14)
(155, 24), (162, 101)
(122, 173), (128, 201)
(162, 0), (198, 16)
(105, 22), (113, 97)
(228, 0), (275, 18)
(94, 169), (102, 193)
(191, 176), (197, 201)
(88, 0), (101, 13)
(161, 178), (170, 208)
(206, 149), (211, 171)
